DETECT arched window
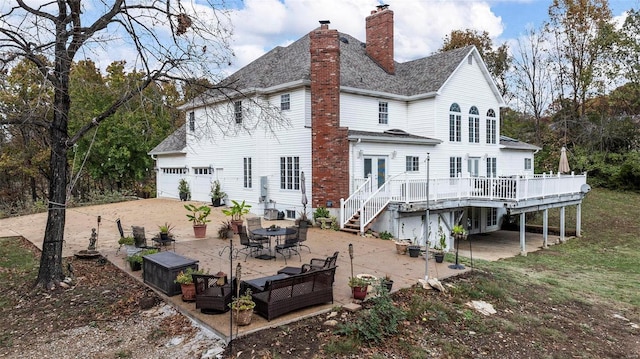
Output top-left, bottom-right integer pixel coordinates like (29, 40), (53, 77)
(469, 106), (479, 143)
(486, 109), (496, 144)
(449, 103), (461, 142)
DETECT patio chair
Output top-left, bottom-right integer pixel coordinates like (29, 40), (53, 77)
(277, 251), (339, 275)
(295, 225), (310, 253)
(115, 218), (131, 254)
(192, 273), (235, 313)
(274, 226), (301, 264)
(238, 226), (264, 261)
(246, 217), (269, 245)
(131, 226), (148, 248)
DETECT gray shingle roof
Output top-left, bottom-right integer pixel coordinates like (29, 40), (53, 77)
(349, 129), (441, 144)
(149, 124), (186, 155)
(215, 32), (473, 97)
(500, 135), (540, 151)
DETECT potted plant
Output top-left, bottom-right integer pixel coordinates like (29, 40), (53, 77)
(394, 238), (410, 255)
(158, 222), (174, 242)
(222, 200), (251, 234)
(126, 248), (159, 271)
(174, 267), (205, 302)
(433, 221), (448, 263)
(229, 289), (256, 326)
(382, 274), (393, 293)
(118, 236), (138, 256)
(348, 277), (369, 300)
(178, 178), (190, 201)
(210, 180), (226, 207)
(185, 204), (211, 238)
(407, 237), (422, 258)
(295, 210), (312, 228)
(312, 207), (330, 227)
(217, 221), (235, 239)
(452, 224), (468, 240)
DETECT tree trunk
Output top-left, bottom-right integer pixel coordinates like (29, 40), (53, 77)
(36, 43), (71, 289)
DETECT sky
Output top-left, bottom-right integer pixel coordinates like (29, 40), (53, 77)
(222, 0), (639, 75)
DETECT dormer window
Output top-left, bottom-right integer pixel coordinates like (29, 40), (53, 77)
(281, 94), (290, 111)
(378, 101), (388, 124)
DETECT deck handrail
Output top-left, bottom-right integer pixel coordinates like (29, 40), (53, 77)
(357, 172), (407, 233)
(340, 176), (373, 229)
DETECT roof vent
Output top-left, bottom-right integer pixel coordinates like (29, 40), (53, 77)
(339, 37), (349, 44)
(384, 128), (409, 136)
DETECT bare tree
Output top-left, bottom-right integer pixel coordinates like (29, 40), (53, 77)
(0, 1), (237, 289)
(511, 26), (553, 136)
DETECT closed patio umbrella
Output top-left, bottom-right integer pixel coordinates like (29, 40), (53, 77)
(301, 171), (308, 213)
(558, 146), (570, 174)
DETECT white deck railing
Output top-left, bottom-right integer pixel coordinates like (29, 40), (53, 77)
(341, 172), (587, 231)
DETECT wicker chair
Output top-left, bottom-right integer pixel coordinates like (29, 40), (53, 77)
(277, 251), (339, 275)
(192, 273), (235, 313)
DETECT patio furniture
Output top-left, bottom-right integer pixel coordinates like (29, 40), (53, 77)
(151, 233), (176, 251)
(192, 273), (236, 313)
(142, 251), (199, 296)
(246, 217), (269, 244)
(250, 266), (337, 321)
(277, 251), (339, 275)
(274, 226), (301, 264)
(251, 227), (297, 260)
(238, 226), (264, 261)
(295, 225), (310, 252)
(241, 273), (290, 294)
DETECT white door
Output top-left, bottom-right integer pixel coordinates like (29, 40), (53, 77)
(364, 156), (387, 188)
(467, 157), (480, 177)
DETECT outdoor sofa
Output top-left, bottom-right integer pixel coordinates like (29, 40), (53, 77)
(248, 266), (337, 321)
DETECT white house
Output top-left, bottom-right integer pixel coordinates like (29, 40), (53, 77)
(150, 5), (588, 254)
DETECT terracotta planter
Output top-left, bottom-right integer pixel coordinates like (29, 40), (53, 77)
(180, 283), (196, 301)
(193, 224), (207, 238)
(230, 220), (243, 234)
(232, 309), (253, 326)
(352, 286), (368, 300)
(395, 242), (409, 255)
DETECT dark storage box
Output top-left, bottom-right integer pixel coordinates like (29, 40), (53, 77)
(143, 252), (199, 296)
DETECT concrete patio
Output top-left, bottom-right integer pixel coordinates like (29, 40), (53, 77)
(0, 198), (559, 341)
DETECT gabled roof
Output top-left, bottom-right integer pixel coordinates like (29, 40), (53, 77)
(499, 135), (540, 151)
(186, 32), (488, 108)
(148, 124), (186, 155)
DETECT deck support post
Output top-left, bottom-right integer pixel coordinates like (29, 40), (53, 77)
(542, 209), (548, 248)
(519, 212), (526, 256)
(560, 206), (566, 243)
(576, 203), (582, 237)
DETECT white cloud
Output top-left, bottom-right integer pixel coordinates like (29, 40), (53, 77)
(227, 0), (505, 71)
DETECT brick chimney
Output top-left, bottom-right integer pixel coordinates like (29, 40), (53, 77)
(310, 20), (349, 210)
(366, 4), (395, 74)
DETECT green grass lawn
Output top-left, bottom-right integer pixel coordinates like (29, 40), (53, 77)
(479, 188), (640, 308)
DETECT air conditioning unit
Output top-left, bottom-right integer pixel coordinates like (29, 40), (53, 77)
(264, 208), (279, 220)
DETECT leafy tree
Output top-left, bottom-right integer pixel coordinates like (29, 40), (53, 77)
(0, 1), (238, 289)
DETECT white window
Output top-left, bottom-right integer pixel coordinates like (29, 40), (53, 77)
(469, 106), (479, 143)
(487, 208), (497, 226)
(280, 94), (290, 111)
(449, 103), (461, 142)
(280, 156), (300, 190)
(406, 156), (419, 172)
(486, 109), (496, 144)
(486, 157), (497, 178)
(524, 158), (532, 170)
(378, 101), (388, 124)
(449, 157), (462, 178)
(162, 167), (187, 175)
(193, 167), (212, 175)
(243, 157), (252, 188)
(234, 101), (242, 124)
(188, 112), (195, 132)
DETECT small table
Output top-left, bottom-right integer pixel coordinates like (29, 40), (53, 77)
(241, 273), (290, 294)
(143, 252), (198, 296)
(251, 227), (297, 260)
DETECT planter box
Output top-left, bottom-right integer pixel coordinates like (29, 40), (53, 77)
(143, 252), (199, 296)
